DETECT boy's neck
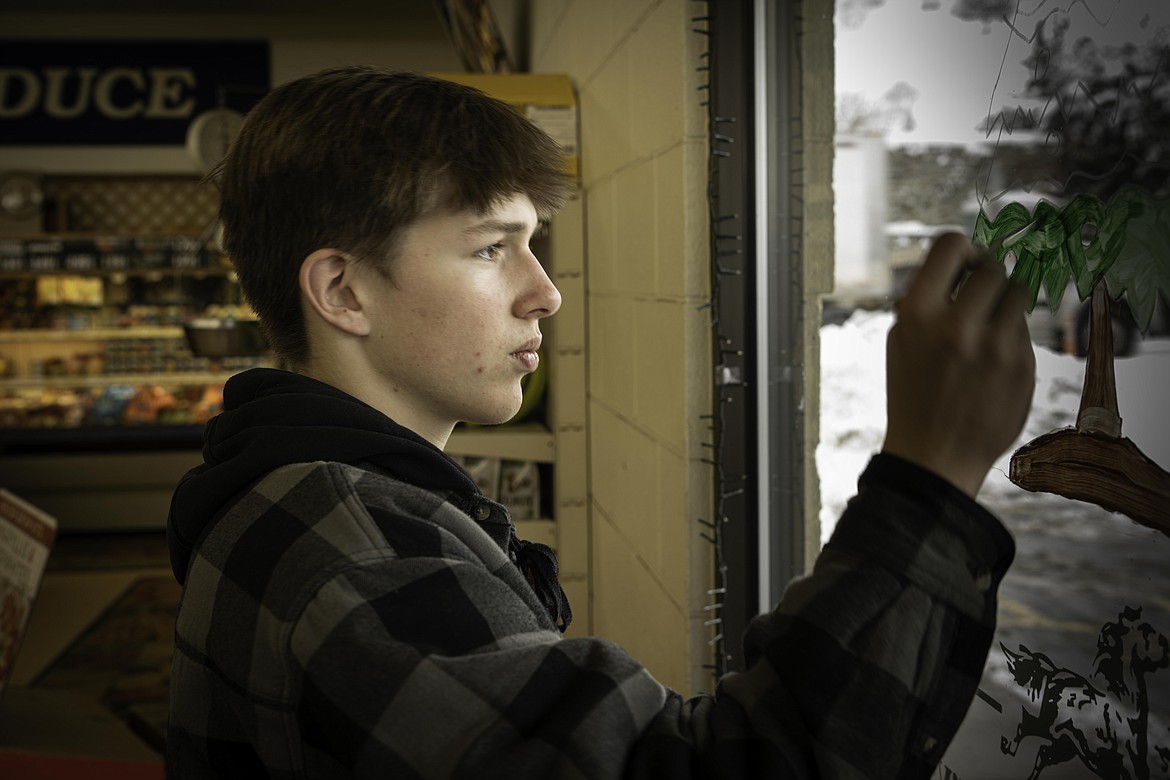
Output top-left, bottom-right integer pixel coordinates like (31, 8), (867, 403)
(293, 362), (454, 451)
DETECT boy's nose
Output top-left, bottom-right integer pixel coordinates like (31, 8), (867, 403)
(519, 253), (561, 319)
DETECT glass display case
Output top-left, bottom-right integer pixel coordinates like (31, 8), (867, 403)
(0, 238), (266, 452)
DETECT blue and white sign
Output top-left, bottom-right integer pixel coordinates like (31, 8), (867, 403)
(0, 40), (270, 145)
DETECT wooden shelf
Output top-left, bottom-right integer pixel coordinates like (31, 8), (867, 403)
(447, 423), (555, 463)
(0, 372), (239, 390)
(0, 267), (232, 281)
(514, 519), (556, 548)
(0, 327), (185, 343)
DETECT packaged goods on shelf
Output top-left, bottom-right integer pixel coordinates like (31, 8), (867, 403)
(35, 276), (103, 307)
(0, 381), (227, 430)
(461, 456), (502, 502)
(499, 460), (540, 521)
(0, 235), (216, 274)
(453, 456), (542, 520)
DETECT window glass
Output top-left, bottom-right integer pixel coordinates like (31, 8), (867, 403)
(826, 2), (1170, 777)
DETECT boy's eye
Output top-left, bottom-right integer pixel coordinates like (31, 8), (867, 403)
(474, 243), (506, 261)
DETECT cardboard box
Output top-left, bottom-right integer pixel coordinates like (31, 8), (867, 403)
(431, 73), (579, 181)
(0, 489), (56, 699)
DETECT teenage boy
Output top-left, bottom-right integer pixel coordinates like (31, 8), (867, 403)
(167, 66), (1035, 778)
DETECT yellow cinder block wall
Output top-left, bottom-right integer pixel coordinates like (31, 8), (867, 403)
(531, 0), (835, 697)
(531, 0), (713, 695)
(802, 1), (837, 572)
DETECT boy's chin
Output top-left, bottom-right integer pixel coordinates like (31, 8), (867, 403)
(463, 403), (524, 427)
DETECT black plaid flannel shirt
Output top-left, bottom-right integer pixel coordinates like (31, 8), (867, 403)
(167, 453), (1013, 778)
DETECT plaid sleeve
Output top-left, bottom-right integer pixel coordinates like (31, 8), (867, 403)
(170, 455), (1013, 779)
(620, 454), (1015, 779)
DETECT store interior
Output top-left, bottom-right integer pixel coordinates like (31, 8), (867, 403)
(1, 0), (835, 772)
(0, 2), (567, 772)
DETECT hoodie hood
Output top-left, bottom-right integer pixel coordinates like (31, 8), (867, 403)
(166, 368), (478, 584)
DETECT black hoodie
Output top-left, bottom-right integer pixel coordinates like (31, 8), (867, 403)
(166, 367), (570, 630)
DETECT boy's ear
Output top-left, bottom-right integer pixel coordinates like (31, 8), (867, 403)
(299, 249), (371, 337)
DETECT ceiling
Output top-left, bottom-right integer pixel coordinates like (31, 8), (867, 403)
(0, 0), (441, 18)
(1, 0), (527, 70)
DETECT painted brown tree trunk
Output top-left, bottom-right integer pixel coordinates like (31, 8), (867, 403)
(1009, 282), (1170, 537)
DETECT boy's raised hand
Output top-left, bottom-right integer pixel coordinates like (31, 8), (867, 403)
(882, 232), (1036, 498)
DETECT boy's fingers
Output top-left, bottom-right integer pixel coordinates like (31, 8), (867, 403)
(992, 280), (1034, 331)
(902, 233), (977, 310)
(952, 259), (1009, 322)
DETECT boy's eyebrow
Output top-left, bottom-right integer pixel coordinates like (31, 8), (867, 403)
(462, 219), (531, 237)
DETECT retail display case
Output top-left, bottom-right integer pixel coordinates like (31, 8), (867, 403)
(0, 178), (262, 531)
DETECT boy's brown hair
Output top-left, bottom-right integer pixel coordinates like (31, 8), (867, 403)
(217, 66), (573, 366)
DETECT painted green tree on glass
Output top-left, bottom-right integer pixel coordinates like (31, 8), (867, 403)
(973, 186), (1170, 537)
